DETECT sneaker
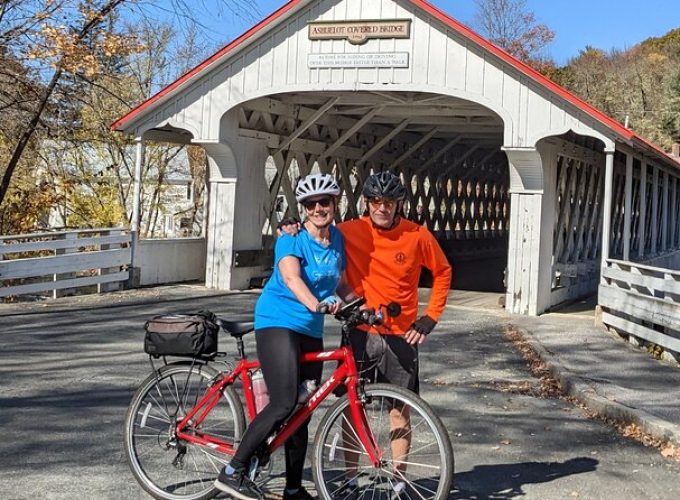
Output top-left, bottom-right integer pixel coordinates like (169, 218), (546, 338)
(214, 469), (263, 500)
(283, 486), (315, 500)
(334, 482), (360, 500)
(390, 480), (406, 499)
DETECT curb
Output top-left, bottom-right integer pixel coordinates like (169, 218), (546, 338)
(514, 325), (680, 447)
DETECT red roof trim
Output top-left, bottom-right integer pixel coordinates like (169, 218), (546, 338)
(112, 0), (678, 167)
(111, 0), (304, 131)
(411, 0), (635, 141)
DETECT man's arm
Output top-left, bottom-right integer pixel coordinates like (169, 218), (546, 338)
(403, 230), (452, 345)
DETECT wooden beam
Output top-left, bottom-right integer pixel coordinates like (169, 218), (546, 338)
(662, 169), (669, 251)
(392, 128), (439, 169)
(412, 136), (462, 173)
(440, 144), (481, 177)
(322, 106), (383, 159)
(651, 165), (659, 254)
(623, 153), (633, 260)
(357, 118), (410, 165)
(638, 159), (647, 258)
(673, 176), (679, 248)
(238, 128), (364, 160)
(273, 97), (340, 156)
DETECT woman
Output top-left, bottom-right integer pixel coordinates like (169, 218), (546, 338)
(215, 173), (352, 500)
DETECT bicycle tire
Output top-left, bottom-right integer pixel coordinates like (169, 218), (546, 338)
(312, 383), (454, 500)
(124, 363), (246, 500)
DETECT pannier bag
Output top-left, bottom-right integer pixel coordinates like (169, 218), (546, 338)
(144, 311), (219, 358)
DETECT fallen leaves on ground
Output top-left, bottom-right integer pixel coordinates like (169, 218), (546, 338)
(503, 324), (680, 463)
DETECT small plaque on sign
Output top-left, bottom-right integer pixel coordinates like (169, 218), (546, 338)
(308, 52), (409, 69)
(308, 19), (411, 45)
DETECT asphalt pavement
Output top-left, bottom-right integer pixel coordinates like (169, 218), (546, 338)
(1, 285), (679, 499)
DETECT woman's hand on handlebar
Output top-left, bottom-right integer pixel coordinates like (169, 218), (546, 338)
(315, 298), (344, 315)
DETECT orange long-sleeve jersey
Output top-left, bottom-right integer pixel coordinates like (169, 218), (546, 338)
(337, 216), (452, 335)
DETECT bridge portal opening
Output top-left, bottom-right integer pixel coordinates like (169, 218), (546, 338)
(236, 90), (509, 292)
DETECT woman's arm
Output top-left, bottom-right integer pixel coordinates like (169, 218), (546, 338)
(335, 272), (358, 303)
(278, 255), (323, 312)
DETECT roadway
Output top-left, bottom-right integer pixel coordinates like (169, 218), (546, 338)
(0, 285), (678, 499)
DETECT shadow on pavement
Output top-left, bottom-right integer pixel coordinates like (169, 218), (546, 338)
(452, 457), (598, 499)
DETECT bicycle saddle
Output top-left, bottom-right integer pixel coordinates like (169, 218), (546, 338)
(217, 318), (255, 337)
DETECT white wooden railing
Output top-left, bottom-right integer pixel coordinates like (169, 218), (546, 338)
(599, 259), (680, 356)
(0, 229), (131, 299)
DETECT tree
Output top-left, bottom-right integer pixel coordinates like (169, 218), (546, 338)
(474, 0), (555, 64)
(0, 0), (255, 208)
(662, 50), (680, 143)
(555, 37), (680, 150)
(36, 19), (210, 236)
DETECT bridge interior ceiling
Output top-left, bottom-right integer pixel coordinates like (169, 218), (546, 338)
(237, 91), (509, 258)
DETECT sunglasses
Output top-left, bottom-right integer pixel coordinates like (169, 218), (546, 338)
(368, 198), (397, 209)
(303, 197), (333, 210)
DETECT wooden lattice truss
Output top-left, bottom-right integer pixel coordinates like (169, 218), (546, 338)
(552, 151), (605, 288)
(237, 91), (509, 251)
(609, 153), (680, 260)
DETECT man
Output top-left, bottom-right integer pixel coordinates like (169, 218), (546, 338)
(335, 171), (451, 496)
(282, 171), (452, 496)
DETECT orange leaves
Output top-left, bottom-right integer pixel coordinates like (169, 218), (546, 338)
(29, 20), (142, 78)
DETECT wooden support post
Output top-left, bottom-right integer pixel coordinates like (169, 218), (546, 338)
(651, 165), (659, 254)
(600, 150), (615, 275)
(637, 159), (647, 258)
(623, 153), (633, 260)
(130, 139), (145, 270)
(670, 175), (678, 249)
(662, 170), (669, 251)
(53, 232), (77, 298)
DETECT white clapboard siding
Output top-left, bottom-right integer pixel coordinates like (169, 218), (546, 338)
(599, 258), (680, 355)
(127, 0), (607, 149)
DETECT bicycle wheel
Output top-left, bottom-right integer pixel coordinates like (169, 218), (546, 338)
(312, 383), (453, 500)
(124, 363), (246, 500)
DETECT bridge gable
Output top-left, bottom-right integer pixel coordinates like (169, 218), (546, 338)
(116, 0), (610, 149)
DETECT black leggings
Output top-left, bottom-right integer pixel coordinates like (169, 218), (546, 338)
(230, 328), (323, 490)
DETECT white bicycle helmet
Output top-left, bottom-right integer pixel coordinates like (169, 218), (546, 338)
(295, 173), (341, 202)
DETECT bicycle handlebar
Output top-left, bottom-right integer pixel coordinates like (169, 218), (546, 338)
(325, 296), (401, 328)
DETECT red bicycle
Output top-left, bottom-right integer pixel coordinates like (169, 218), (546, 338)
(124, 298), (453, 500)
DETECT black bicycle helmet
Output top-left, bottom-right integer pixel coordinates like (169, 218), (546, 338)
(362, 171), (406, 200)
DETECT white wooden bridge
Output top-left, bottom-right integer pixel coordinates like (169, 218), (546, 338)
(2, 0), (679, 356)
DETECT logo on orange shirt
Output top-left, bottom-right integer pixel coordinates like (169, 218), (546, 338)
(394, 252), (407, 265)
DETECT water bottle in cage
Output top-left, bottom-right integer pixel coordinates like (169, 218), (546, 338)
(252, 369), (269, 413)
(298, 379), (317, 405)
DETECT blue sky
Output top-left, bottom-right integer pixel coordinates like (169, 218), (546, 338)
(197, 0), (680, 65)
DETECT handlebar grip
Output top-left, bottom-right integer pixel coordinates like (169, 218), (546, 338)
(360, 309), (383, 326)
(316, 303), (330, 314)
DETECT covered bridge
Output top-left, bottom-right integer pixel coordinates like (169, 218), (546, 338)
(113, 0), (680, 316)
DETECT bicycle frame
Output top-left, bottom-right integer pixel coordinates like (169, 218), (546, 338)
(174, 343), (384, 466)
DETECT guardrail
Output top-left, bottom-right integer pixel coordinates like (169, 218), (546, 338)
(0, 229), (131, 299)
(599, 258), (680, 357)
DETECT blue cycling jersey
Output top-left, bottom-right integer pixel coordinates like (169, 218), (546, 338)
(254, 226), (345, 338)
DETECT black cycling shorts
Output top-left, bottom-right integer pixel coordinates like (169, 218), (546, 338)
(344, 328), (419, 394)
